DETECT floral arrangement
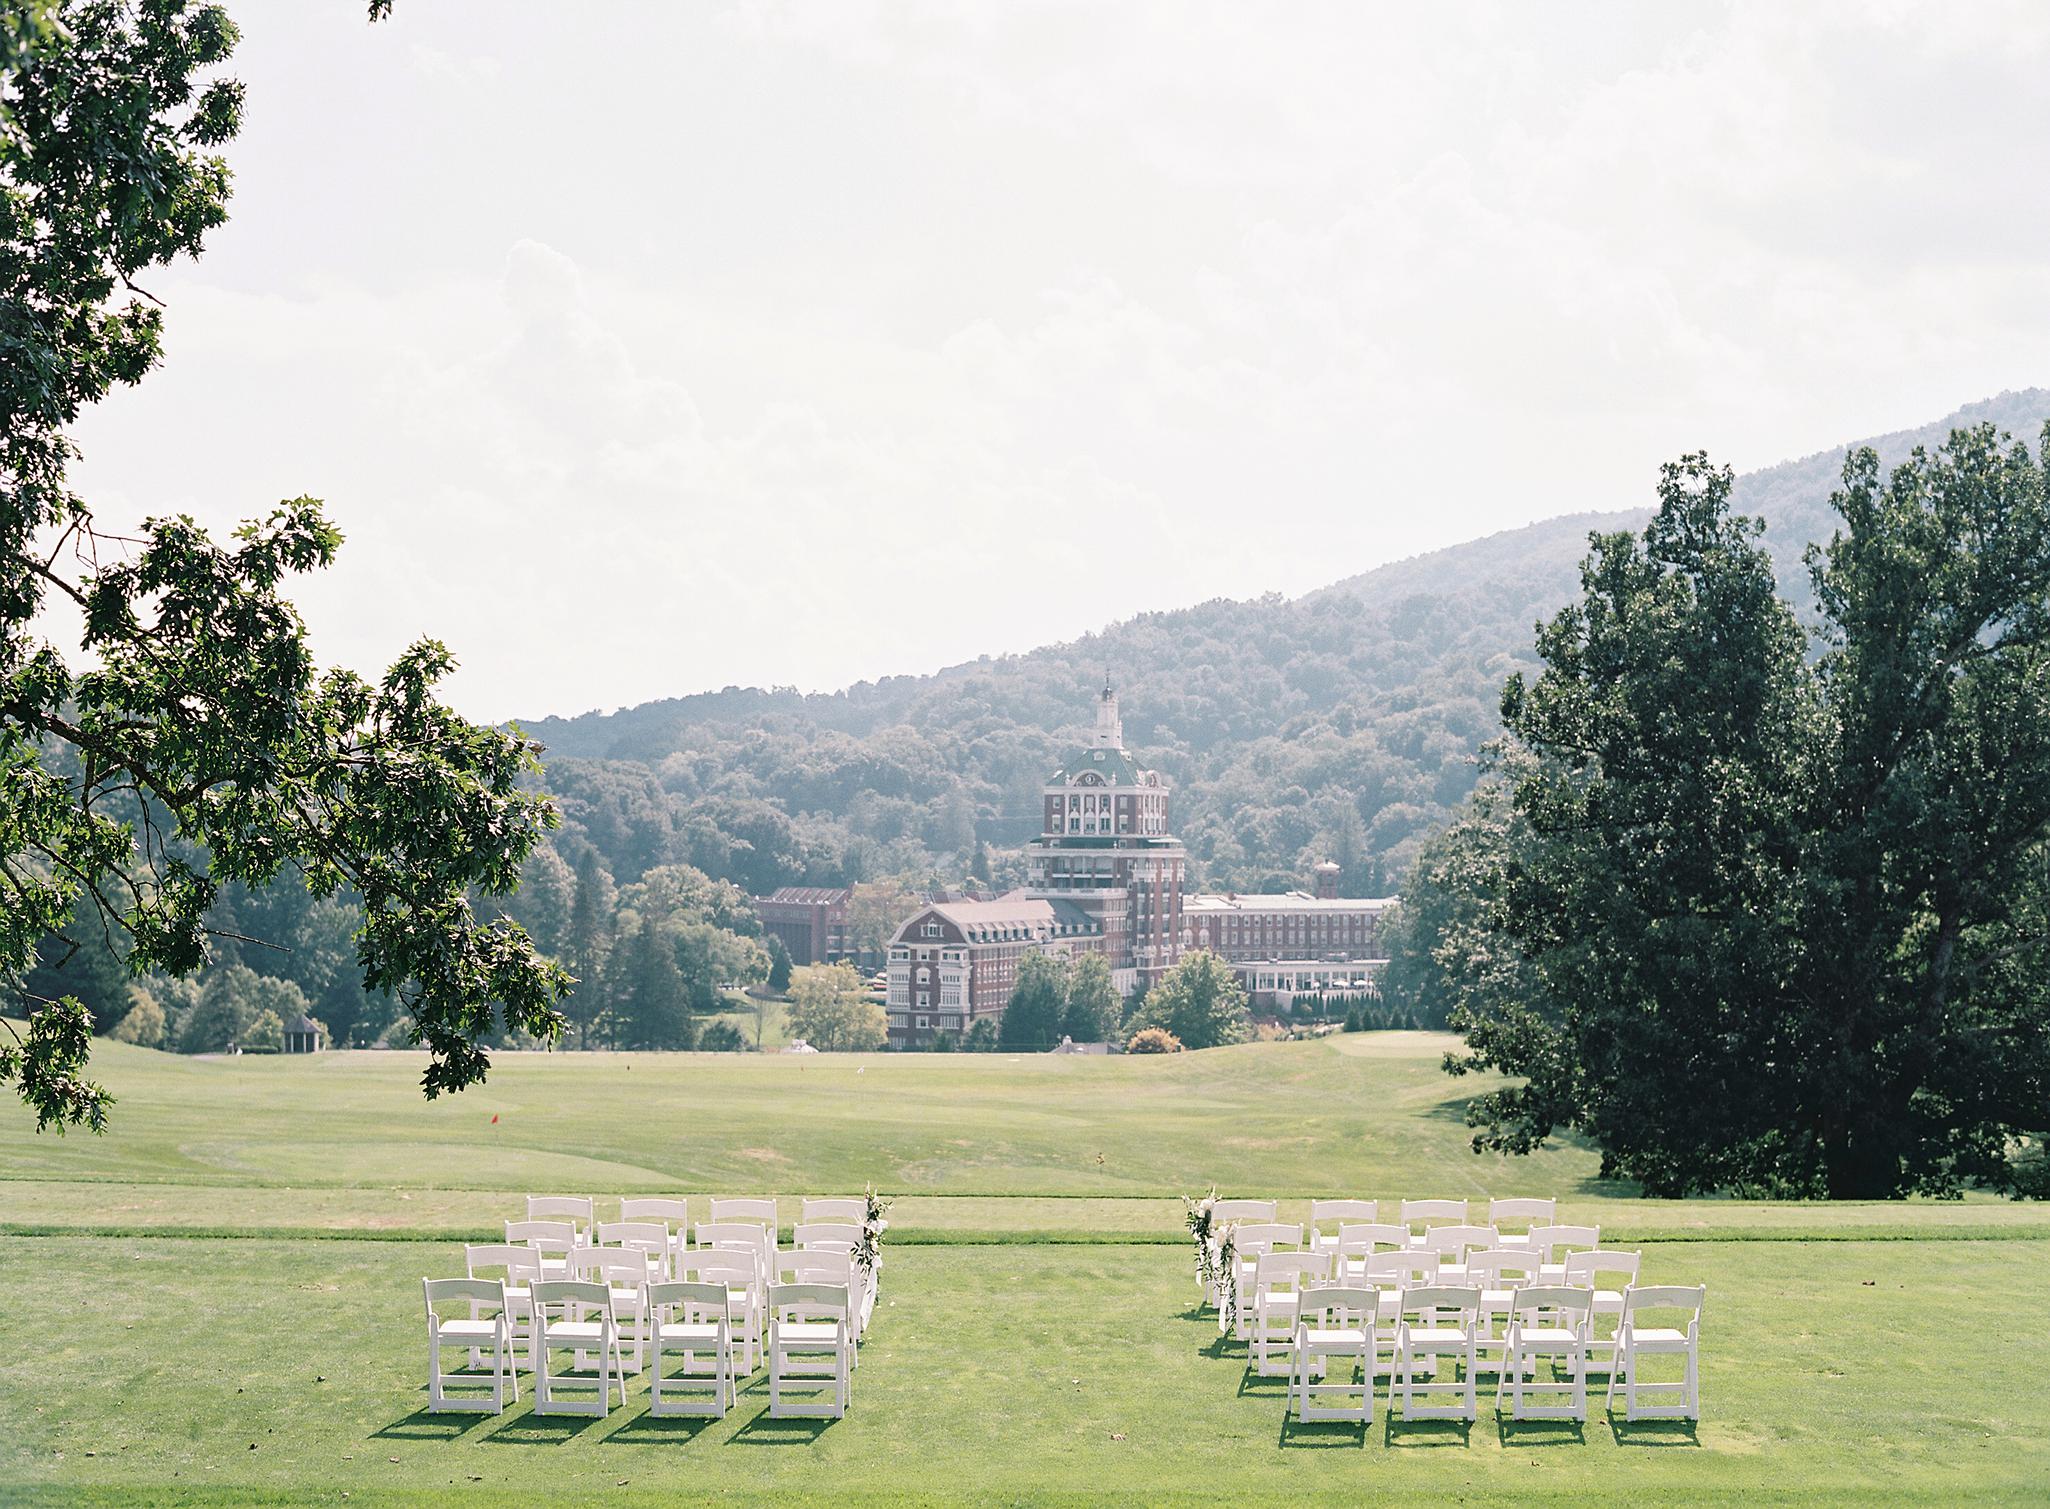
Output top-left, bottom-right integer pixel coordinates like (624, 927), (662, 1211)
(854, 1184), (892, 1276)
(1182, 1188), (1240, 1328)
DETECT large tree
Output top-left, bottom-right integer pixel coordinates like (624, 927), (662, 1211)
(1133, 950), (1249, 1051)
(0, 1), (567, 1131)
(786, 962), (886, 1052)
(1061, 951), (1120, 1044)
(999, 951), (1066, 1049)
(1446, 435), (2050, 1198)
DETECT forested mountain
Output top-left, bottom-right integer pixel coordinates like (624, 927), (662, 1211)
(525, 389), (2050, 899)
(39, 391), (2050, 1050)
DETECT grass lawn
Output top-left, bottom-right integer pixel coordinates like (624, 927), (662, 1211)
(3, 1034), (2046, 1504)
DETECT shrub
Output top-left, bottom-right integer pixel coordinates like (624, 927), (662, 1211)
(699, 1021), (747, 1053)
(1127, 1026), (1183, 1054)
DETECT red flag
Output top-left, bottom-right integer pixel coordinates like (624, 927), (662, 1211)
(490, 1114), (499, 1124)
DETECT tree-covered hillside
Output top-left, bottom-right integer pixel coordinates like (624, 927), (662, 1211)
(526, 390), (2050, 898)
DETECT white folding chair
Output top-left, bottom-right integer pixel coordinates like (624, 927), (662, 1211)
(1250, 1251), (1330, 1377)
(595, 1221), (671, 1283)
(530, 1278), (626, 1416)
(1564, 1249), (1641, 1371)
(1225, 1223), (1303, 1338)
(795, 1224), (872, 1334)
(504, 1220), (577, 1281)
(464, 1243), (542, 1369)
(1210, 1199), (1278, 1225)
(1364, 1250), (1440, 1356)
(1530, 1224), (1601, 1280)
(1399, 1199), (1468, 1241)
(422, 1278), (517, 1413)
(647, 1279), (736, 1416)
(568, 1249), (653, 1372)
(1466, 1248), (1540, 1371)
(525, 1196), (594, 1244)
(1607, 1285), (1703, 1420)
(1288, 1284), (1377, 1424)
(682, 1249), (764, 1375)
(1488, 1197), (1556, 1247)
(1391, 1285), (1480, 1421)
(801, 1197), (866, 1224)
(1309, 1200), (1378, 1256)
(1500, 1285), (1593, 1420)
(767, 1282), (852, 1418)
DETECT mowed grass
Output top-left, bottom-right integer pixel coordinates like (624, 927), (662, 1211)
(3, 1033), (2048, 1504)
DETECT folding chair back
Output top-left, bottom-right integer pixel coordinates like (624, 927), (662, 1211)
(1391, 1284), (1481, 1420)
(1487, 1196), (1556, 1235)
(681, 1249), (765, 1374)
(709, 1196), (778, 1228)
(1210, 1199), (1277, 1225)
(526, 1196), (594, 1238)
(620, 1197), (691, 1226)
(1399, 1198), (1467, 1233)
(801, 1197), (866, 1224)
(767, 1282), (853, 1418)
(1531, 1223), (1601, 1266)
(795, 1221), (861, 1251)
(529, 1278), (626, 1416)
(646, 1279), (735, 1417)
(1288, 1284), (1378, 1424)
(505, 1220), (577, 1279)
(1230, 1222), (1302, 1254)
(1422, 1224), (1499, 1263)
(779, 1248), (855, 1288)
(596, 1221), (670, 1278)
(1309, 1199), (1378, 1250)
(1364, 1249), (1440, 1286)
(1501, 1285), (1595, 1420)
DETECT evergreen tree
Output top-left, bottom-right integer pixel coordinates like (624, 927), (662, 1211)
(565, 850), (616, 1048)
(610, 916), (696, 1051)
(999, 952), (1067, 1049)
(766, 935), (793, 994)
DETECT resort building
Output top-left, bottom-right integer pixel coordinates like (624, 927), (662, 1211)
(883, 895), (1104, 1046)
(754, 885), (852, 967)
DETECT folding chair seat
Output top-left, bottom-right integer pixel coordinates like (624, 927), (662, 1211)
(647, 1280), (736, 1417)
(1499, 1285), (1593, 1420)
(422, 1278), (518, 1413)
(530, 1279), (627, 1416)
(767, 1282), (853, 1418)
(525, 1196), (594, 1245)
(1465, 1248), (1540, 1372)
(1288, 1284), (1377, 1424)
(568, 1250), (653, 1372)
(1390, 1285), (1481, 1421)
(1420, 1224), (1499, 1282)
(801, 1197), (866, 1224)
(595, 1221), (671, 1283)
(1250, 1251), (1331, 1377)
(504, 1219), (578, 1281)
(681, 1249), (764, 1374)
(1309, 1200), (1378, 1257)
(1529, 1224), (1601, 1281)
(1564, 1249), (1641, 1370)
(1488, 1197), (1557, 1248)
(1399, 1199), (1468, 1244)
(1606, 1285), (1703, 1420)
(1333, 1223), (1410, 1284)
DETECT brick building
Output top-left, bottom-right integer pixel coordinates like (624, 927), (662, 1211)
(754, 885), (851, 967)
(884, 896), (1103, 1046)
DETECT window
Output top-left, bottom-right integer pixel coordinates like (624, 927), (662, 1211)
(917, 990), (930, 1008)
(915, 1014), (930, 1030)
(922, 922), (942, 938)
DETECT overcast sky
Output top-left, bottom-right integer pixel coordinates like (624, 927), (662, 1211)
(65, 0), (2050, 722)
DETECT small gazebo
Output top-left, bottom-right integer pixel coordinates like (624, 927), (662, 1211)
(283, 1014), (326, 1054)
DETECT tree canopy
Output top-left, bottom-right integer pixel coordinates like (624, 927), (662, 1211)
(0, 0), (566, 1130)
(786, 962), (886, 1052)
(1133, 950), (1249, 1051)
(1440, 433), (2050, 1198)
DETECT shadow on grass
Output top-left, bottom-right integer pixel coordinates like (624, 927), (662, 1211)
(1383, 1415), (1473, 1447)
(480, 1410), (606, 1445)
(603, 1414), (720, 1444)
(373, 1406), (497, 1442)
(1277, 1414), (1371, 1448)
(1235, 1366), (1287, 1399)
(731, 1411), (839, 1444)
(1609, 1416), (1701, 1448)
(1497, 1415), (1585, 1447)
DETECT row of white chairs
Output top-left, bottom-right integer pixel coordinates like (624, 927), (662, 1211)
(424, 1273), (856, 1420)
(1279, 1279), (1704, 1424)
(524, 1194), (870, 1241)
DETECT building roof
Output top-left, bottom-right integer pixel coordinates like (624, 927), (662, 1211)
(757, 886), (852, 906)
(1185, 891), (1399, 913)
(288, 1014), (322, 1036)
(1048, 744), (1148, 787)
(890, 893), (1102, 946)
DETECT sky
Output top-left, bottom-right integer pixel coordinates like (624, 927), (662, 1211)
(63, 0), (2050, 723)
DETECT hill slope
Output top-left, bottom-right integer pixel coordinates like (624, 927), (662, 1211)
(523, 390), (2050, 896)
